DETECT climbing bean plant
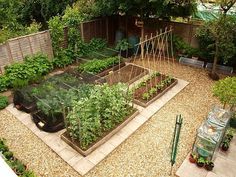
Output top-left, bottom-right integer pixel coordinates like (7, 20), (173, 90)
(66, 83), (133, 149)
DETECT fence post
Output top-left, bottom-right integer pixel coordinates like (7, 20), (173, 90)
(5, 42), (13, 63)
(63, 27), (69, 49)
(188, 22), (193, 46)
(80, 23), (85, 41)
(106, 17), (109, 43)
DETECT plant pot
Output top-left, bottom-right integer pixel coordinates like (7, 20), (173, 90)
(196, 162), (205, 168)
(205, 162), (214, 171)
(189, 155), (196, 163)
(221, 144), (229, 151)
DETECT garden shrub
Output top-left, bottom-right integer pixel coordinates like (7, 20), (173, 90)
(52, 48), (77, 68)
(172, 35), (200, 58)
(0, 21), (41, 44)
(196, 15), (236, 67)
(0, 95), (8, 109)
(66, 83), (133, 149)
(78, 56), (121, 74)
(48, 4), (90, 57)
(213, 76), (236, 109)
(48, 5), (107, 60)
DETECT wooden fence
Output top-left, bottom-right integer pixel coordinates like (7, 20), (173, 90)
(63, 17), (117, 46)
(68, 16), (201, 48)
(0, 30), (53, 74)
(116, 16), (201, 48)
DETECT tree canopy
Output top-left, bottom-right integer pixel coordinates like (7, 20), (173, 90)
(90, 0), (197, 19)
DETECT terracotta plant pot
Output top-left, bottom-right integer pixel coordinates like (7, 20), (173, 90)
(189, 154), (196, 163)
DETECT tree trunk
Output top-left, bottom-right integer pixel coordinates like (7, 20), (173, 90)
(212, 40), (219, 75)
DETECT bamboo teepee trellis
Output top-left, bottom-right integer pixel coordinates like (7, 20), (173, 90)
(128, 27), (175, 94)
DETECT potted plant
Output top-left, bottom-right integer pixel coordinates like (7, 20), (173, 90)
(226, 132), (233, 142)
(196, 157), (205, 167)
(189, 152), (197, 163)
(221, 140), (230, 151)
(205, 160), (214, 171)
(230, 113), (236, 128)
(115, 39), (132, 58)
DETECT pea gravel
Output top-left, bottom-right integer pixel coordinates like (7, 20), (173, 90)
(0, 60), (222, 177)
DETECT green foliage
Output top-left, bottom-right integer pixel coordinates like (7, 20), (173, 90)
(197, 157), (206, 164)
(196, 15), (236, 66)
(4, 54), (53, 88)
(172, 35), (200, 58)
(0, 76), (10, 92)
(66, 83), (133, 149)
(115, 39), (130, 51)
(17, 0), (74, 26)
(48, 4), (92, 56)
(0, 22), (41, 44)
(0, 53), (53, 92)
(0, 139), (9, 152)
(213, 77), (236, 108)
(3, 151), (13, 160)
(140, 75), (174, 101)
(52, 49), (76, 68)
(92, 0), (197, 18)
(48, 16), (64, 55)
(36, 84), (93, 118)
(78, 57), (121, 74)
(20, 171), (37, 177)
(89, 38), (107, 51)
(0, 95), (8, 109)
(0, 138), (37, 176)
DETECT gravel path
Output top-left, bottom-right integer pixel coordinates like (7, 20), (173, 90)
(0, 60), (221, 177)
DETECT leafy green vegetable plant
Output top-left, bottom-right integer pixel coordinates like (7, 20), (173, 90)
(78, 57), (121, 74)
(0, 95), (8, 109)
(115, 39), (131, 51)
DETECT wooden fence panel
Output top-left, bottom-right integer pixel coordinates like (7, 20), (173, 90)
(81, 19), (108, 43)
(0, 30), (53, 74)
(7, 40), (24, 62)
(0, 44), (11, 74)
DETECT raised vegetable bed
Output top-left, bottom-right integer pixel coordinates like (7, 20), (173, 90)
(133, 73), (178, 107)
(61, 83), (135, 156)
(61, 109), (138, 156)
(97, 64), (149, 85)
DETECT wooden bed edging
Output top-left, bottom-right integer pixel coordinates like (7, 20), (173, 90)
(127, 69), (149, 85)
(61, 110), (139, 156)
(133, 79), (178, 107)
(96, 62), (126, 77)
